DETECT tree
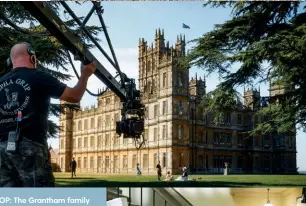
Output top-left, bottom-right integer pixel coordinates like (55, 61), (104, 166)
(0, 2), (102, 138)
(184, 1), (306, 135)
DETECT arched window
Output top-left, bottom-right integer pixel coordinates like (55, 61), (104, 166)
(147, 61), (151, 72)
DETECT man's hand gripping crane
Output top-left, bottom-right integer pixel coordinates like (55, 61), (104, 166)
(20, 1), (145, 144)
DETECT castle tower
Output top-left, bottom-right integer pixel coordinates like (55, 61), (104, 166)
(58, 100), (79, 172)
(138, 29), (189, 172)
(189, 74), (206, 97)
(243, 87), (261, 110)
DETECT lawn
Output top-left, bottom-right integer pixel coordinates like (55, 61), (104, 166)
(54, 173), (306, 187)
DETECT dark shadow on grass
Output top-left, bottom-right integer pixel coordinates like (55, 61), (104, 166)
(55, 180), (262, 187)
(55, 179), (306, 187)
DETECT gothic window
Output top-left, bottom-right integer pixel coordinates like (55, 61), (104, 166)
(237, 114), (242, 125)
(84, 119), (88, 130)
(105, 156), (110, 169)
(143, 80), (147, 91)
(97, 156), (102, 168)
(98, 117), (102, 128)
(178, 101), (183, 114)
(154, 128), (158, 142)
(123, 155), (127, 168)
(90, 136), (94, 147)
(254, 136), (260, 146)
(60, 139), (64, 149)
(90, 156), (94, 168)
(105, 134), (110, 146)
(143, 154), (148, 168)
(163, 72), (167, 87)
(163, 125), (167, 139)
(147, 81), (152, 93)
(237, 156), (243, 169)
(147, 61), (151, 73)
(154, 105), (159, 118)
(78, 138), (81, 148)
(214, 132), (219, 144)
(114, 156), (118, 169)
(84, 157), (87, 168)
(178, 72), (183, 87)
(154, 153), (158, 167)
(90, 117), (95, 129)
(162, 153), (167, 168)
(178, 125), (182, 139)
(237, 134), (243, 145)
(226, 133), (231, 144)
(132, 154), (137, 168)
(78, 120), (82, 131)
(152, 79), (156, 92)
(264, 135), (270, 146)
(162, 100), (167, 115)
(84, 137), (88, 147)
(105, 115), (110, 127)
(97, 135), (102, 147)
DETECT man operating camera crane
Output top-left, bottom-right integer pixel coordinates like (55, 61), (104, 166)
(0, 42), (96, 187)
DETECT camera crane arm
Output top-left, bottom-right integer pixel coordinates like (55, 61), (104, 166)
(19, 1), (145, 139)
(20, 1), (127, 100)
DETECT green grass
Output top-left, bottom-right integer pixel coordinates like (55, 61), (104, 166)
(54, 173), (306, 187)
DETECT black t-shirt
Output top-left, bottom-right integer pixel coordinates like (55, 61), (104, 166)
(0, 67), (66, 143)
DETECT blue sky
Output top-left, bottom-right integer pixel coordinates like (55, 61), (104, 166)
(47, 2), (306, 170)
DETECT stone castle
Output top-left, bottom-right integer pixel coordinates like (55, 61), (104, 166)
(58, 29), (297, 174)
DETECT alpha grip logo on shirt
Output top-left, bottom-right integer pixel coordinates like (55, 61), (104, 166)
(0, 78), (31, 124)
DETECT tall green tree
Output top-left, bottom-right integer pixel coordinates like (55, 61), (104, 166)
(184, 2), (306, 134)
(0, 2), (102, 138)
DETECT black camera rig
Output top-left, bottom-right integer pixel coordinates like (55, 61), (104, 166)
(19, 1), (145, 139)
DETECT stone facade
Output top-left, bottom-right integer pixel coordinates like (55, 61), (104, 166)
(58, 30), (297, 175)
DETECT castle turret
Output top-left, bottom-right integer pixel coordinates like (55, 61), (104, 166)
(243, 87), (260, 110)
(189, 73), (206, 97)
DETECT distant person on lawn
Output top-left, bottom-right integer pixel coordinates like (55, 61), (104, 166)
(136, 163), (141, 176)
(70, 157), (77, 178)
(156, 161), (162, 181)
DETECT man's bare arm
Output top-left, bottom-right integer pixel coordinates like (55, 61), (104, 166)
(59, 62), (96, 103)
(60, 75), (88, 103)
